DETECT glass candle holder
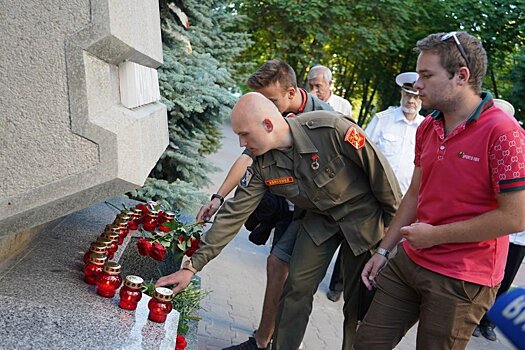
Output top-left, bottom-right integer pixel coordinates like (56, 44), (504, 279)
(83, 242), (107, 264)
(116, 221), (129, 240)
(159, 211), (176, 232)
(142, 210), (159, 232)
(83, 253), (107, 285)
(147, 287), (173, 323)
(116, 215), (131, 233)
(102, 232), (119, 259)
(116, 213), (132, 223)
(105, 224), (120, 234)
(95, 237), (112, 250)
(96, 261), (123, 298)
(133, 207), (145, 224)
(118, 275), (144, 310)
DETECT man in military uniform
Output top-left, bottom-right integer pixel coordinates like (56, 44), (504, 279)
(157, 92), (401, 349)
(195, 60), (333, 350)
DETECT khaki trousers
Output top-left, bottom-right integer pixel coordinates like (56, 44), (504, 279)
(355, 245), (498, 350)
(272, 227), (372, 350)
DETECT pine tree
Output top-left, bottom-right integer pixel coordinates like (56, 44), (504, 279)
(130, 0), (251, 213)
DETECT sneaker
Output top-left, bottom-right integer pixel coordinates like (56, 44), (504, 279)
(480, 324), (497, 341)
(472, 326), (481, 338)
(327, 290), (342, 302)
(251, 330), (303, 350)
(222, 337), (269, 350)
(472, 325), (481, 337)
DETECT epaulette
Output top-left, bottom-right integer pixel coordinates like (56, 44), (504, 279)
(375, 106), (397, 119)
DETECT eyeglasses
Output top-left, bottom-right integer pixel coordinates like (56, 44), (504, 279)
(441, 31), (470, 69)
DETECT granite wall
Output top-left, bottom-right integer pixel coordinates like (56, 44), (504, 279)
(0, 0), (168, 258)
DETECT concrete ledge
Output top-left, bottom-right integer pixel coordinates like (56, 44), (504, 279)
(0, 197), (184, 349)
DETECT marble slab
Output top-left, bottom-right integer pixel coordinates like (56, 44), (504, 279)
(0, 197), (184, 350)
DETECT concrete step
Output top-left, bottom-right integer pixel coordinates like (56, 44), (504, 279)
(0, 196), (187, 350)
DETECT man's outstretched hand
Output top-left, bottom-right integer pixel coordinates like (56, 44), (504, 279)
(196, 198), (221, 222)
(155, 269), (194, 295)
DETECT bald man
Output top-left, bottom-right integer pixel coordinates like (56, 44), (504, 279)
(156, 93), (401, 350)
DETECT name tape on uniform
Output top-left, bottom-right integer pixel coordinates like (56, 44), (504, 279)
(265, 177), (295, 186)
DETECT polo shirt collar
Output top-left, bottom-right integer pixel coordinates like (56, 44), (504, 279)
(430, 91), (494, 124)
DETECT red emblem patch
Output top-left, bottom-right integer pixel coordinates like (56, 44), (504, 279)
(344, 126), (366, 150)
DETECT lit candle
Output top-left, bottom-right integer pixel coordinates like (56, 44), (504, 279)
(118, 275), (144, 310)
(83, 242), (107, 264)
(102, 232), (119, 259)
(96, 261), (123, 298)
(115, 221), (129, 241)
(159, 211), (176, 232)
(147, 287), (173, 323)
(142, 210), (159, 232)
(83, 253), (107, 285)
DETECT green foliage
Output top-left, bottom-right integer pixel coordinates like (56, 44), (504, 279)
(232, 0), (525, 126)
(508, 47), (525, 122)
(143, 279), (211, 336)
(129, 178), (207, 216)
(131, 0), (250, 211)
(171, 279), (211, 335)
(150, 0), (250, 186)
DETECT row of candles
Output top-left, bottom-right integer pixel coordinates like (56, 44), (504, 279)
(82, 205), (177, 323)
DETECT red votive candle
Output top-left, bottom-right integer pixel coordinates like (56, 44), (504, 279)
(102, 232), (119, 259)
(142, 210), (159, 232)
(83, 253), (107, 285)
(96, 261), (123, 298)
(147, 287), (173, 323)
(83, 242), (107, 264)
(118, 275), (144, 310)
(115, 213), (131, 231)
(159, 211), (175, 232)
(116, 221), (129, 240)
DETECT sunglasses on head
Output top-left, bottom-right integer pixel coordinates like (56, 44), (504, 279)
(441, 32), (470, 69)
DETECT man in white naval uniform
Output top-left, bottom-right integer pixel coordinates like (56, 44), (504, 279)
(365, 72), (425, 194)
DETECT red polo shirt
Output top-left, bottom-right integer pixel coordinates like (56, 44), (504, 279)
(403, 92), (525, 287)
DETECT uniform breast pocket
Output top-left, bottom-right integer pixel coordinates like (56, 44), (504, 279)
(379, 133), (402, 156)
(269, 182), (300, 199)
(313, 155), (352, 201)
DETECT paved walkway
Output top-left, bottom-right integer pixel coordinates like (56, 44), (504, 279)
(196, 120), (522, 350)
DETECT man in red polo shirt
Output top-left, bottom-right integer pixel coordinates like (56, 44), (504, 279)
(355, 31), (525, 349)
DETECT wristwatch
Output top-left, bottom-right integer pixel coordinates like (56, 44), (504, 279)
(211, 193), (225, 205)
(182, 259), (198, 274)
(376, 247), (390, 259)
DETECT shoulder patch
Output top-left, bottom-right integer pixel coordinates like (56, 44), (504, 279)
(240, 167), (254, 187)
(344, 126), (366, 149)
(376, 106), (397, 119)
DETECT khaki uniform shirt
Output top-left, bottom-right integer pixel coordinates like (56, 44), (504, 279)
(192, 111), (402, 271)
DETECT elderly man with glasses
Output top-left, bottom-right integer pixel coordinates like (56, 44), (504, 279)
(354, 31), (525, 349)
